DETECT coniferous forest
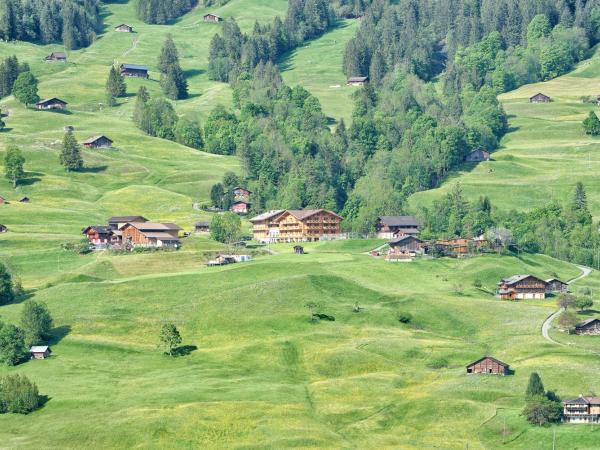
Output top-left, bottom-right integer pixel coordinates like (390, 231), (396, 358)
(136, 0), (198, 24)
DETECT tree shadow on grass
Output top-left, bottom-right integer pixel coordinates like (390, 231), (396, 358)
(184, 68), (204, 78)
(37, 395), (52, 410)
(77, 165), (108, 174)
(36, 109), (73, 116)
(171, 345), (198, 357)
(48, 325), (71, 346)
(0, 128), (14, 133)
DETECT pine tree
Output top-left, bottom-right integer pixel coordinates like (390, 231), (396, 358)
(59, 130), (83, 172)
(369, 49), (386, 84)
(160, 64), (188, 100)
(20, 300), (53, 347)
(105, 66), (126, 106)
(133, 86), (150, 126)
(4, 142), (25, 188)
(158, 35), (179, 74)
(582, 111), (600, 136)
(0, 263), (14, 305)
(526, 372), (545, 398)
(11, 71), (39, 107)
(574, 182), (587, 210)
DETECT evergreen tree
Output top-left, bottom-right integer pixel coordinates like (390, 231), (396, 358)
(133, 86), (150, 126)
(20, 300), (53, 347)
(574, 182), (588, 210)
(4, 142), (25, 188)
(158, 36), (188, 99)
(11, 71), (39, 107)
(526, 372), (545, 398)
(158, 35), (179, 74)
(105, 66), (126, 106)
(0, 322), (27, 366)
(59, 130), (83, 172)
(582, 111), (600, 136)
(0, 263), (14, 305)
(210, 183), (225, 209)
(0, 55), (21, 98)
(175, 117), (203, 149)
(369, 50), (386, 84)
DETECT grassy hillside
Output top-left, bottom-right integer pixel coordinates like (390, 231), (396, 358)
(410, 46), (600, 220)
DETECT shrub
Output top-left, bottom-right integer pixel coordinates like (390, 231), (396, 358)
(0, 374), (41, 414)
(522, 396), (562, 426)
(398, 313), (412, 324)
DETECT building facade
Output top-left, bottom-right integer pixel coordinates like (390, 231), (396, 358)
(250, 209), (342, 242)
(496, 275), (547, 300)
(466, 357), (509, 375)
(376, 216), (421, 239)
(121, 222), (182, 248)
(563, 396), (600, 423)
(83, 135), (113, 149)
(575, 318), (600, 336)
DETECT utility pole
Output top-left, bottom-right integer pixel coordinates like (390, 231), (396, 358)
(552, 427), (556, 450)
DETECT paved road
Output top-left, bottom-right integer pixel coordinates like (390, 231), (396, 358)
(541, 265), (592, 344)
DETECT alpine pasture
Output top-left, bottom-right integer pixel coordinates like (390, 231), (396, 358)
(0, 1), (600, 449)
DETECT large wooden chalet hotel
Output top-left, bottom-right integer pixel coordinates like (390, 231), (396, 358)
(249, 209), (343, 243)
(563, 395), (600, 423)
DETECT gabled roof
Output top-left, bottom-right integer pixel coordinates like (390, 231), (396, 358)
(115, 24), (132, 28)
(204, 13), (222, 18)
(500, 274), (545, 286)
(379, 216), (421, 227)
(195, 221), (210, 227)
(466, 356), (509, 368)
(83, 135), (113, 144)
(82, 225), (112, 234)
(530, 92), (550, 99)
(576, 318), (600, 328)
(545, 278), (567, 284)
(389, 235), (423, 245)
(108, 216), (148, 223)
(122, 222), (182, 231)
(49, 52), (66, 58)
(285, 209), (343, 221)
(564, 395), (600, 405)
(232, 186), (252, 193)
(121, 64), (148, 71)
(249, 210), (285, 223)
(36, 98), (67, 105)
(30, 346), (50, 353)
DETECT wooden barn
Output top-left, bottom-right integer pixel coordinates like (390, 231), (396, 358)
(36, 98), (68, 110)
(195, 221), (210, 233)
(530, 93), (551, 103)
(466, 357), (509, 375)
(465, 150), (491, 162)
(347, 76), (368, 86)
(108, 216), (148, 230)
(545, 278), (569, 294)
(294, 245), (305, 254)
(83, 135), (113, 149)
(120, 64), (149, 78)
(120, 222), (182, 248)
(376, 216), (421, 239)
(232, 187), (252, 201)
(82, 226), (113, 248)
(388, 235), (423, 254)
(203, 13), (223, 22)
(30, 346), (51, 359)
(563, 396), (600, 423)
(575, 318), (600, 336)
(230, 201), (251, 214)
(496, 275), (547, 300)
(115, 24), (134, 33)
(44, 52), (67, 62)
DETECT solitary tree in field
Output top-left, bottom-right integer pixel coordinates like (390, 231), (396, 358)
(583, 111), (600, 136)
(11, 71), (39, 107)
(210, 212), (241, 244)
(575, 296), (593, 311)
(525, 372), (545, 398)
(159, 323), (182, 356)
(0, 322), (27, 366)
(133, 86), (150, 127)
(20, 300), (53, 347)
(557, 293), (577, 310)
(105, 66), (126, 106)
(4, 143), (25, 188)
(0, 108), (5, 130)
(0, 263), (14, 305)
(59, 130), (83, 172)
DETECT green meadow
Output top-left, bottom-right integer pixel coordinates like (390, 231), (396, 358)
(0, 1), (600, 449)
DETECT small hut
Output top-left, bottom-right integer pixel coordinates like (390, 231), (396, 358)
(0, 224), (7, 233)
(195, 222), (210, 233)
(529, 93), (551, 103)
(115, 24), (134, 33)
(30, 346), (51, 359)
(203, 13), (223, 22)
(36, 98), (68, 110)
(347, 76), (369, 86)
(83, 135), (113, 149)
(466, 356), (509, 375)
(294, 245), (305, 254)
(44, 52), (67, 62)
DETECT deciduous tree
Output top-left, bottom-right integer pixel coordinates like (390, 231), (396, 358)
(0, 322), (27, 366)
(12, 71), (39, 107)
(20, 300), (53, 347)
(159, 323), (182, 356)
(4, 143), (25, 188)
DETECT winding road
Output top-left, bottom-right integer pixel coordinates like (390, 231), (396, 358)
(541, 265), (592, 344)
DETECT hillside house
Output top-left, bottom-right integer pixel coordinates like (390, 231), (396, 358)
(203, 13), (223, 22)
(530, 93), (551, 103)
(575, 318), (600, 336)
(0, 225), (7, 233)
(83, 135), (113, 149)
(232, 187), (252, 201)
(466, 357), (509, 375)
(115, 24), (134, 33)
(563, 396), (600, 423)
(230, 200), (250, 214)
(44, 52), (66, 62)
(388, 235), (423, 254)
(82, 226), (114, 248)
(376, 216), (421, 239)
(121, 222), (182, 248)
(108, 216), (148, 230)
(30, 346), (51, 359)
(19, 197), (29, 203)
(466, 150), (491, 162)
(36, 98), (68, 110)
(120, 64), (149, 78)
(195, 222), (210, 233)
(276, 209), (343, 242)
(249, 210), (285, 242)
(347, 76), (368, 86)
(545, 278), (569, 294)
(496, 275), (547, 300)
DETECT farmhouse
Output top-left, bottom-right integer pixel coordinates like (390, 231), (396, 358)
(203, 13), (223, 22)
(83, 135), (113, 149)
(44, 52), (66, 62)
(0, 225), (7, 233)
(115, 24), (134, 33)
(563, 396), (600, 423)
(465, 150), (490, 162)
(496, 275), (547, 300)
(195, 221), (210, 233)
(120, 64), (149, 78)
(230, 200), (251, 214)
(108, 216), (148, 230)
(545, 278), (568, 294)
(466, 357), (509, 375)
(376, 216), (421, 239)
(82, 226), (114, 248)
(232, 187), (252, 201)
(276, 209), (343, 242)
(249, 210), (286, 242)
(36, 98), (68, 110)
(388, 235), (423, 254)
(121, 222), (182, 248)
(575, 318), (600, 336)
(347, 76), (368, 86)
(30, 346), (51, 359)
(530, 92), (551, 103)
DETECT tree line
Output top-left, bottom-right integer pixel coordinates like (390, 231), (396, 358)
(136, 0), (197, 24)
(0, 0), (101, 49)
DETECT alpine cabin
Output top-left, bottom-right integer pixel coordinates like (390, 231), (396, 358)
(250, 209), (343, 242)
(465, 150), (491, 162)
(120, 64), (149, 78)
(530, 93), (551, 103)
(44, 52), (66, 62)
(249, 210), (286, 242)
(83, 135), (113, 149)
(120, 222), (182, 248)
(115, 24), (134, 33)
(466, 357), (509, 375)
(376, 216), (421, 239)
(575, 318), (600, 335)
(545, 278), (569, 294)
(36, 98), (68, 110)
(82, 226), (114, 248)
(30, 346), (51, 359)
(230, 200), (251, 214)
(232, 187), (252, 201)
(203, 13), (223, 22)
(347, 76), (368, 86)
(496, 275), (547, 300)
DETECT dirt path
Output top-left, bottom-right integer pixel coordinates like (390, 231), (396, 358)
(541, 265), (592, 345)
(121, 37), (139, 57)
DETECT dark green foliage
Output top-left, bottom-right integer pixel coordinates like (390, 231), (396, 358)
(137, 0), (197, 24)
(0, 374), (41, 414)
(0, 322), (27, 366)
(210, 212), (241, 244)
(158, 37), (188, 100)
(105, 66), (126, 106)
(526, 372), (545, 398)
(210, 183), (225, 209)
(522, 397), (563, 426)
(139, 98), (178, 141)
(204, 105), (239, 155)
(20, 300), (53, 347)
(158, 35), (179, 73)
(4, 142), (25, 188)
(175, 118), (203, 149)
(0, 263), (14, 305)
(575, 296), (593, 311)
(12, 71), (40, 107)
(159, 323), (182, 356)
(59, 130), (83, 172)
(133, 86), (150, 127)
(0, 0), (100, 49)
(583, 111), (600, 135)
(558, 310), (579, 332)
(0, 55), (28, 98)
(398, 313), (412, 324)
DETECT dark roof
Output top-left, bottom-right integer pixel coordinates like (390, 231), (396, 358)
(501, 274), (545, 286)
(19, 197), (29, 202)
(379, 216), (421, 227)
(545, 278), (567, 284)
(576, 318), (600, 328)
(195, 221), (210, 227)
(466, 356), (509, 368)
(233, 186), (252, 193)
(108, 216), (148, 224)
(36, 98), (68, 106)
(530, 92), (550, 99)
(124, 222), (182, 231)
(121, 64), (148, 71)
(49, 52), (66, 58)
(83, 135), (113, 145)
(563, 395), (600, 405)
(115, 24), (132, 28)
(389, 235), (423, 245)
(83, 225), (112, 234)
(204, 13), (222, 18)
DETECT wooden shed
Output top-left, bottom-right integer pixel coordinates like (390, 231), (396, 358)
(44, 52), (66, 62)
(36, 98), (68, 110)
(83, 135), (113, 149)
(30, 346), (51, 359)
(230, 201), (251, 214)
(0, 224), (7, 233)
(575, 318), (600, 336)
(203, 13), (223, 22)
(115, 24), (134, 33)
(120, 64), (149, 79)
(347, 76), (369, 86)
(195, 222), (210, 233)
(529, 93), (551, 103)
(466, 356), (509, 375)
(294, 245), (305, 254)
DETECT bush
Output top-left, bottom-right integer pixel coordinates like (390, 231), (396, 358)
(522, 396), (562, 426)
(0, 374), (42, 414)
(0, 322), (28, 366)
(398, 313), (412, 324)
(427, 357), (449, 369)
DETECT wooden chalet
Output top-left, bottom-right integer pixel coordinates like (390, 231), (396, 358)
(294, 245), (305, 254)
(466, 356), (509, 375)
(232, 187), (252, 201)
(19, 197), (30, 203)
(230, 200), (251, 214)
(465, 150), (491, 162)
(496, 275), (547, 300)
(82, 225), (115, 248)
(108, 216), (148, 230)
(249, 210), (286, 242)
(563, 396), (600, 423)
(120, 64), (149, 78)
(203, 13), (223, 22)
(388, 235), (423, 254)
(120, 222), (182, 248)
(376, 216), (421, 239)
(545, 278), (569, 294)
(195, 221), (210, 233)
(276, 209), (343, 242)
(83, 135), (113, 149)
(434, 238), (470, 256)
(44, 52), (66, 62)
(530, 92), (551, 103)
(36, 98), (68, 110)
(30, 346), (51, 359)
(0, 224), (7, 233)
(575, 318), (600, 336)
(115, 24), (134, 33)
(347, 76), (368, 86)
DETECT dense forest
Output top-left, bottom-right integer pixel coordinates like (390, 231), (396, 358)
(0, 0), (101, 49)
(136, 0), (197, 24)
